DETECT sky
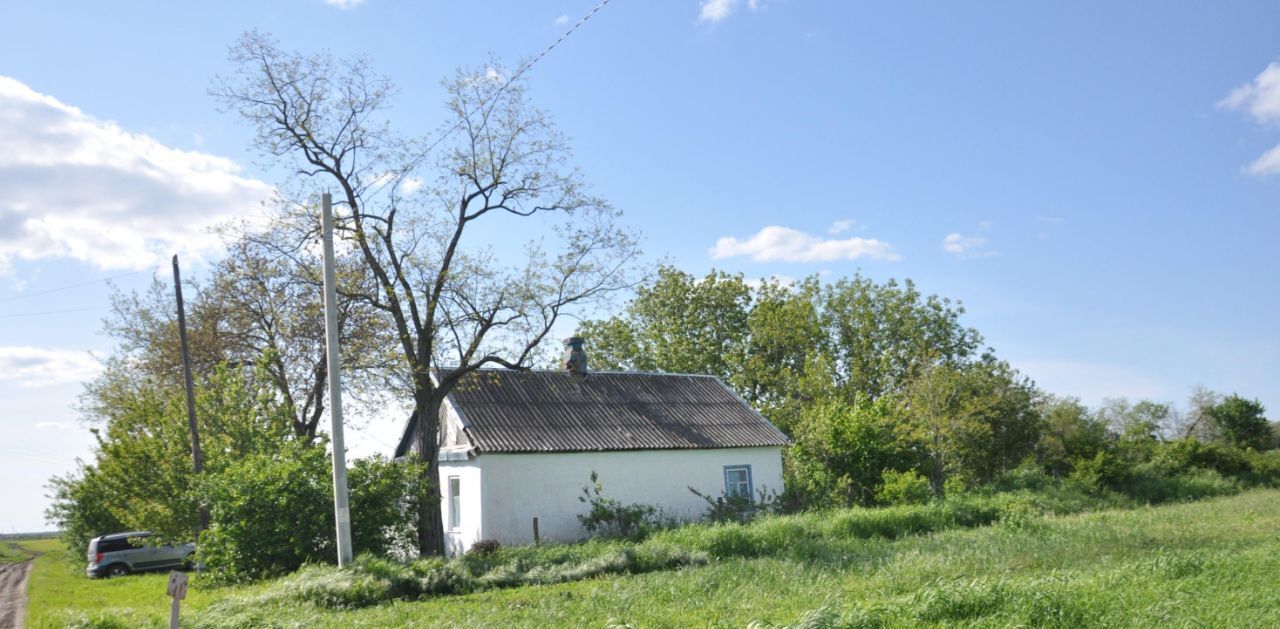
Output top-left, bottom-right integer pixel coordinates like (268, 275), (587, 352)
(1, 0), (1278, 532)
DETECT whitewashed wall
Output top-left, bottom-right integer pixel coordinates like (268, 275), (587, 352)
(473, 446), (783, 548)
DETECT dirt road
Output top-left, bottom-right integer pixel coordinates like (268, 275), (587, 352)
(0, 544), (35, 629)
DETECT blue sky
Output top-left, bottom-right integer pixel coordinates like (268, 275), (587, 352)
(1, 0), (1278, 532)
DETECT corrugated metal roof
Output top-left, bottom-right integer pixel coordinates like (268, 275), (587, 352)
(396, 370), (789, 455)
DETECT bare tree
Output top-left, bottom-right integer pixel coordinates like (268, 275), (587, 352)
(214, 32), (641, 556)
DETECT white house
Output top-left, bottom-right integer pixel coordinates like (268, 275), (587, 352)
(394, 337), (789, 556)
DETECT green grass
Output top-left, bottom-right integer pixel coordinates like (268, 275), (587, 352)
(19, 539), (255, 629)
(0, 542), (35, 563)
(27, 490), (1280, 627)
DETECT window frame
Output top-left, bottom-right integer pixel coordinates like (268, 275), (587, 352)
(447, 476), (462, 531)
(723, 465), (753, 500)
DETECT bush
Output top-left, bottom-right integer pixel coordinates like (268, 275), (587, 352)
(197, 443), (335, 582)
(689, 486), (778, 523)
(199, 444), (426, 581)
(348, 455), (429, 560)
(876, 469), (933, 505)
(578, 472), (669, 539)
(468, 539), (501, 556)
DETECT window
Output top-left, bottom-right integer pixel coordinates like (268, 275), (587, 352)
(448, 476), (461, 530)
(724, 465), (752, 499)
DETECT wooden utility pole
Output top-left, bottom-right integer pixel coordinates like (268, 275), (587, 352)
(321, 192), (354, 567)
(172, 254), (209, 531)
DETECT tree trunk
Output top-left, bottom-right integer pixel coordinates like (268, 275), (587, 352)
(415, 394), (447, 557)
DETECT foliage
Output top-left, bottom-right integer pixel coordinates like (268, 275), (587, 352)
(467, 539), (502, 556)
(47, 363), (295, 552)
(688, 486), (779, 524)
(577, 472), (667, 540)
(197, 445), (428, 581)
(348, 455), (431, 560)
(785, 396), (908, 507)
(875, 469), (934, 505)
(197, 443), (335, 582)
(1036, 396), (1109, 476)
(1207, 394), (1272, 451)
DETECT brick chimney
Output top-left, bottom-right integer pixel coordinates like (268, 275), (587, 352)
(563, 336), (588, 375)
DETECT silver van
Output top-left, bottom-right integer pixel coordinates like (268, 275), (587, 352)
(85, 531), (195, 578)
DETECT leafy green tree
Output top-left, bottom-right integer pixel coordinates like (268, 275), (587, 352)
(1208, 395), (1271, 451)
(820, 275), (983, 400)
(1037, 396), (1109, 476)
(47, 363), (294, 550)
(786, 396), (907, 507)
(580, 267), (752, 381)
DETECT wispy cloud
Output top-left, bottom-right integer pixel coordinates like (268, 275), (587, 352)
(554, 14), (569, 25)
(1219, 60), (1280, 176)
(0, 347), (101, 387)
(827, 219), (857, 235)
(710, 225), (900, 263)
(942, 233), (995, 258)
(325, 0), (367, 9)
(0, 76), (272, 271)
(698, 0), (763, 24)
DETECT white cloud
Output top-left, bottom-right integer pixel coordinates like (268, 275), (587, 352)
(710, 225), (900, 262)
(698, 0), (764, 23)
(1245, 144), (1280, 176)
(555, 14), (569, 25)
(0, 347), (101, 387)
(827, 219), (856, 235)
(325, 0), (366, 9)
(0, 76), (271, 270)
(1219, 61), (1280, 177)
(1219, 61), (1280, 125)
(942, 233), (994, 257)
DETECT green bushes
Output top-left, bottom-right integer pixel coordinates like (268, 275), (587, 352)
(577, 472), (669, 539)
(198, 445), (427, 581)
(875, 469), (933, 505)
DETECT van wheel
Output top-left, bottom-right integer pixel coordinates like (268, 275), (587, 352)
(183, 553), (196, 570)
(105, 563), (130, 578)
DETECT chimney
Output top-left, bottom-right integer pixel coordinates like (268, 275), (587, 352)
(563, 336), (588, 375)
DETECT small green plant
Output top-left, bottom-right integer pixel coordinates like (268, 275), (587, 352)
(875, 469), (934, 505)
(577, 472), (668, 539)
(688, 486), (779, 523)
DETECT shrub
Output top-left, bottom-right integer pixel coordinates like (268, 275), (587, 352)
(578, 472), (669, 539)
(197, 442), (335, 582)
(689, 486), (778, 523)
(348, 455), (429, 559)
(468, 539), (502, 556)
(876, 469), (933, 505)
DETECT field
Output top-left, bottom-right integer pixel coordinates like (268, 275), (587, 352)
(24, 489), (1280, 628)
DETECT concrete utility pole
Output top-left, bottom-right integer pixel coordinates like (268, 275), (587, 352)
(172, 255), (209, 532)
(321, 192), (354, 567)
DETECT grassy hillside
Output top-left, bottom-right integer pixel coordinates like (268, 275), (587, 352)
(29, 489), (1280, 627)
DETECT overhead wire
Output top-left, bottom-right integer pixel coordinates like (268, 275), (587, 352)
(0, 268), (152, 304)
(416, 0), (616, 158)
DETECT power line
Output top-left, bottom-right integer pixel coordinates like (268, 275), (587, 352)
(418, 0), (616, 157)
(0, 268), (151, 304)
(0, 306), (109, 319)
